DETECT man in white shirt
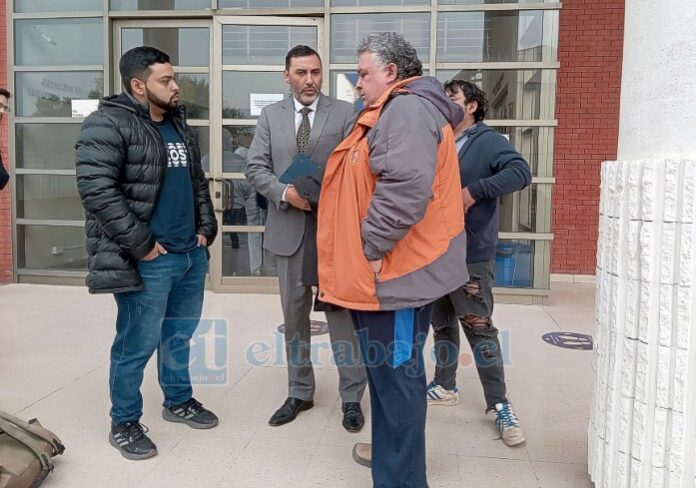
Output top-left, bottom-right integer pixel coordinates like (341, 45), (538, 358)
(246, 45), (367, 431)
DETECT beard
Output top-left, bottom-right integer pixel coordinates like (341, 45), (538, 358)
(145, 86), (179, 112)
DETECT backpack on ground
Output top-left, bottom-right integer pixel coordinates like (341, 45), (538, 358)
(0, 410), (65, 488)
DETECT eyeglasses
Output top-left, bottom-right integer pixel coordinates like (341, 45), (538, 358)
(0, 104), (11, 113)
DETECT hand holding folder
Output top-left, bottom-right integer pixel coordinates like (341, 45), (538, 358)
(279, 154), (322, 184)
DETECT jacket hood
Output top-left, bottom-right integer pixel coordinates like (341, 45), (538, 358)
(403, 76), (464, 128)
(99, 92), (186, 121)
(461, 121), (495, 143)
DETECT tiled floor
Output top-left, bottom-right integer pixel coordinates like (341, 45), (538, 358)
(0, 282), (596, 487)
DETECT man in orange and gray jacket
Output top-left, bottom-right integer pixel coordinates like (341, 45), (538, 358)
(317, 32), (468, 488)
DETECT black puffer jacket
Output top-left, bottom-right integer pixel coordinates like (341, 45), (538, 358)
(75, 93), (217, 294)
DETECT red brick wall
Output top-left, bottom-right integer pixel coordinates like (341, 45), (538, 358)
(552, 0), (624, 274)
(0, 0), (12, 283)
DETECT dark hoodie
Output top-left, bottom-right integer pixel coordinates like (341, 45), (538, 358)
(458, 123), (532, 263)
(402, 76), (465, 129)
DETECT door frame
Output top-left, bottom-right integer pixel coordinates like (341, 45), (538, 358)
(209, 16), (324, 293)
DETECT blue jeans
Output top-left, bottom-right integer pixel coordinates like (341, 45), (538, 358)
(109, 246), (208, 425)
(350, 304), (433, 488)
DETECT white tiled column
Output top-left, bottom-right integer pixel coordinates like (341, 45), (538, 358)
(589, 160), (696, 487)
(588, 2), (696, 487)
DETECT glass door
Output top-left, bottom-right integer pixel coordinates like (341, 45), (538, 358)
(113, 19), (212, 172)
(210, 16), (323, 292)
(113, 19), (214, 283)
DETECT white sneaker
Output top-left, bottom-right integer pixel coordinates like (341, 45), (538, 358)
(426, 381), (460, 406)
(490, 402), (526, 446)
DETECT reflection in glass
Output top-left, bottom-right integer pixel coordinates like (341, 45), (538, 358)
(494, 127), (554, 177)
(437, 69), (545, 120)
(223, 127), (255, 170)
(333, 0), (426, 4)
(498, 183), (538, 233)
(493, 240), (533, 288)
(16, 175), (83, 220)
(177, 73), (209, 119)
(331, 13), (430, 63)
(14, 0), (102, 12)
(110, 0), (211, 10)
(121, 28), (209, 67)
(441, 0), (553, 4)
(330, 71), (362, 109)
(222, 72), (288, 119)
(15, 124), (82, 170)
(17, 226), (88, 271)
(16, 71), (103, 117)
(219, 0), (322, 6)
(15, 19), (103, 66)
(190, 126), (209, 171)
(222, 25), (317, 65)
(222, 233), (276, 277)
(222, 179), (268, 276)
(437, 11), (544, 63)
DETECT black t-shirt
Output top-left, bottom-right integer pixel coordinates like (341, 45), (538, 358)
(148, 119), (197, 252)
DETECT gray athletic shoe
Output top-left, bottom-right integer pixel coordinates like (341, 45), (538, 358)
(109, 422), (157, 460)
(162, 398), (219, 429)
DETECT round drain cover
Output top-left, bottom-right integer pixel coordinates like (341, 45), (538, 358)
(277, 320), (329, 336)
(542, 332), (593, 350)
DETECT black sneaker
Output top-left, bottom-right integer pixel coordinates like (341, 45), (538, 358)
(109, 422), (157, 460)
(162, 397), (219, 429)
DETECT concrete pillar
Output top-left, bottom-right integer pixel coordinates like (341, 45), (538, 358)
(588, 2), (696, 487)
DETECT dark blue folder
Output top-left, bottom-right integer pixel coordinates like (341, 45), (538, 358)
(279, 154), (321, 184)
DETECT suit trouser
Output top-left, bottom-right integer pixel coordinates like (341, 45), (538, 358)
(276, 245), (367, 403)
(350, 304), (433, 488)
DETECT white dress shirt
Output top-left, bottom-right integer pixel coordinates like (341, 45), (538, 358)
(293, 96), (319, 134)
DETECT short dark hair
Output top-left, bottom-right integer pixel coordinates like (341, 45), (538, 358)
(0, 88), (10, 99)
(119, 46), (171, 95)
(443, 79), (487, 122)
(285, 45), (321, 70)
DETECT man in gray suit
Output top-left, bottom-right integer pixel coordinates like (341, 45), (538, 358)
(246, 45), (367, 431)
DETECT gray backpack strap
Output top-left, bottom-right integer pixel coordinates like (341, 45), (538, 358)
(0, 417), (54, 475)
(0, 410), (64, 455)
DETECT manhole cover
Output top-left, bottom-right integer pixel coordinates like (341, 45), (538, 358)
(542, 332), (593, 350)
(277, 320), (329, 336)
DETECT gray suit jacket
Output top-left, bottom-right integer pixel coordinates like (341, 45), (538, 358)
(246, 94), (355, 257)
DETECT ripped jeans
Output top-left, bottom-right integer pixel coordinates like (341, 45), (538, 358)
(430, 259), (507, 409)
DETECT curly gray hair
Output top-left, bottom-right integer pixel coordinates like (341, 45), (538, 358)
(356, 32), (423, 80)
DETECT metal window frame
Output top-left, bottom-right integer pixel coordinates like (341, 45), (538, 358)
(6, 1), (560, 295)
(211, 15), (323, 292)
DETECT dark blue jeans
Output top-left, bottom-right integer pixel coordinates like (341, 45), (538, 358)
(109, 246), (208, 425)
(350, 304), (433, 488)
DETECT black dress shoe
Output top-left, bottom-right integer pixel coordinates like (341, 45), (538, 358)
(342, 402), (364, 433)
(268, 397), (314, 426)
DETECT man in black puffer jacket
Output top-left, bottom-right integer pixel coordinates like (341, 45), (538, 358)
(75, 46), (218, 461)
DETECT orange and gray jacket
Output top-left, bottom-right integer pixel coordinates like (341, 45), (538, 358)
(317, 76), (469, 311)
